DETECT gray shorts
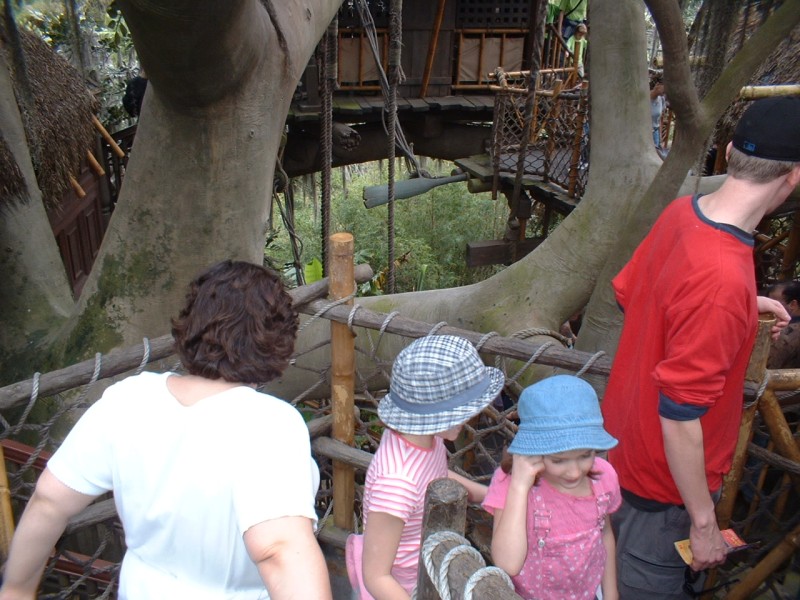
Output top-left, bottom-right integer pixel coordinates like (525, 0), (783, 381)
(611, 498), (699, 599)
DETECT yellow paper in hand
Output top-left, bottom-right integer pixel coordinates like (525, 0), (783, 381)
(674, 529), (748, 565)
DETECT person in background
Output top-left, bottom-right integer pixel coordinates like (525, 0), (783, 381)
(602, 97), (799, 599)
(650, 78), (666, 158)
(557, 0), (588, 42)
(0, 260), (332, 600)
(767, 281), (800, 369)
(485, 375), (620, 600)
(568, 22), (588, 80)
(123, 68), (148, 118)
(346, 335), (503, 599)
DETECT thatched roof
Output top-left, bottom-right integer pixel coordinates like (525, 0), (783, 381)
(708, 5), (800, 144)
(0, 132), (25, 200)
(0, 20), (98, 209)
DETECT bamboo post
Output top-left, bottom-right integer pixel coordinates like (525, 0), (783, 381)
(716, 314), (775, 529)
(567, 81), (588, 197)
(542, 78), (563, 182)
(742, 437), (775, 537)
(86, 150), (105, 176)
(725, 522), (800, 600)
(0, 446), (15, 562)
(739, 84), (800, 99)
(330, 232), (356, 531)
(92, 116), (125, 159)
(415, 478), (468, 600)
(755, 390), (800, 495)
(69, 175), (86, 198)
(779, 212), (800, 280)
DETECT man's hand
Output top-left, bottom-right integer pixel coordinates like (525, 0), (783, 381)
(757, 296), (790, 339)
(688, 518), (727, 571)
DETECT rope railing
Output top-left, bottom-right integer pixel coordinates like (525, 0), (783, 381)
(2, 245), (800, 597)
(490, 69), (590, 200)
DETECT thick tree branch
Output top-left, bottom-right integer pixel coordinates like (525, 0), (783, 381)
(118, 0), (270, 108)
(645, 0), (702, 140)
(701, 1), (800, 126)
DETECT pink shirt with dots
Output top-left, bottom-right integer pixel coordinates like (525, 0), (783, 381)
(483, 456), (621, 600)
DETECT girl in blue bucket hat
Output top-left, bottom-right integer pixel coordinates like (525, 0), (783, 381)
(346, 335), (504, 599)
(483, 375), (621, 600)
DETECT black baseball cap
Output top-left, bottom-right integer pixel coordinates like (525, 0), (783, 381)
(731, 97), (800, 162)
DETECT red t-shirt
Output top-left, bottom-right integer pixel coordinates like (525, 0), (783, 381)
(602, 195), (757, 505)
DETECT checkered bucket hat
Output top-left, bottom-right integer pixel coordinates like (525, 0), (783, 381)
(378, 335), (505, 435)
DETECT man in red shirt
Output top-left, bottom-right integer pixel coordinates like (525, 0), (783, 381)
(602, 97), (799, 599)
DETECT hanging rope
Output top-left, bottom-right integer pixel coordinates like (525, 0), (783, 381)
(274, 158), (306, 286)
(510, 0), (549, 215)
(355, 0), (422, 176)
(320, 18), (338, 276)
(386, 0), (402, 293)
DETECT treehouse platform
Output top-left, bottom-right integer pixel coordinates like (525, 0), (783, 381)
(2, 249), (800, 599)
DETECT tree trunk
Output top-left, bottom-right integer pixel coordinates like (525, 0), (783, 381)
(0, 52), (74, 384)
(5, 0), (799, 391)
(271, 0), (800, 400)
(51, 0), (345, 365)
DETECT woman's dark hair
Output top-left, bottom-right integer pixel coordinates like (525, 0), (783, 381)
(171, 260), (298, 384)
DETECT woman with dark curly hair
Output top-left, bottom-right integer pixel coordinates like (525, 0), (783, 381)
(0, 261), (332, 600)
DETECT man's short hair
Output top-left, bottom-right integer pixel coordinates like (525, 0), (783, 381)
(171, 260), (298, 384)
(726, 147), (797, 184)
(781, 282), (800, 305)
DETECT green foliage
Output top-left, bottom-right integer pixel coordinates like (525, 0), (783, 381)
(303, 257), (324, 284)
(15, 0), (140, 130)
(265, 161), (509, 294)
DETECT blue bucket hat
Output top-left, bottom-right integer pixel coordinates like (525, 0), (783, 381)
(508, 375), (617, 456)
(378, 335), (505, 435)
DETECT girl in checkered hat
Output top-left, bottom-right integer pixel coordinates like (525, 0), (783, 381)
(483, 374), (621, 600)
(346, 335), (504, 599)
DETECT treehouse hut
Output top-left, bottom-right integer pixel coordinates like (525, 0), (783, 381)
(0, 24), (124, 296)
(283, 0), (589, 271)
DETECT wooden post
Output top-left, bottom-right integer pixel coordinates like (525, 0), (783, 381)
(725, 523), (800, 600)
(755, 390), (800, 495)
(330, 233), (356, 531)
(92, 116), (125, 159)
(715, 399), (759, 530)
(713, 314), (775, 593)
(420, 0), (447, 97)
(415, 479), (523, 600)
(542, 79), (563, 183)
(416, 478), (468, 600)
(567, 80), (588, 197)
(779, 212), (800, 280)
(0, 446), (15, 562)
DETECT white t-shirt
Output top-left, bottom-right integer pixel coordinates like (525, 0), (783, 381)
(48, 371), (320, 599)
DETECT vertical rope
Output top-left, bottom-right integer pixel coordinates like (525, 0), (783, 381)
(386, 0), (402, 294)
(320, 18), (338, 276)
(510, 0), (548, 220)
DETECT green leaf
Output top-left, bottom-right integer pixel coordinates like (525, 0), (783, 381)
(304, 258), (324, 284)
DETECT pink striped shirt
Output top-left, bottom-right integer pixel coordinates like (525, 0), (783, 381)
(356, 428), (449, 594)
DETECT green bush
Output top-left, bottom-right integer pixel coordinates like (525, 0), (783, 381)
(266, 161), (509, 293)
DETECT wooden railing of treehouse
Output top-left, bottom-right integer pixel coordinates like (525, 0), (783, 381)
(3, 234), (800, 597)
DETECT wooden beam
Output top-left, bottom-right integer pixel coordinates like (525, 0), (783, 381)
(466, 237), (543, 267)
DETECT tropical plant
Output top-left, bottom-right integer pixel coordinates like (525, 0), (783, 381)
(15, 0), (139, 129)
(265, 161), (509, 294)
